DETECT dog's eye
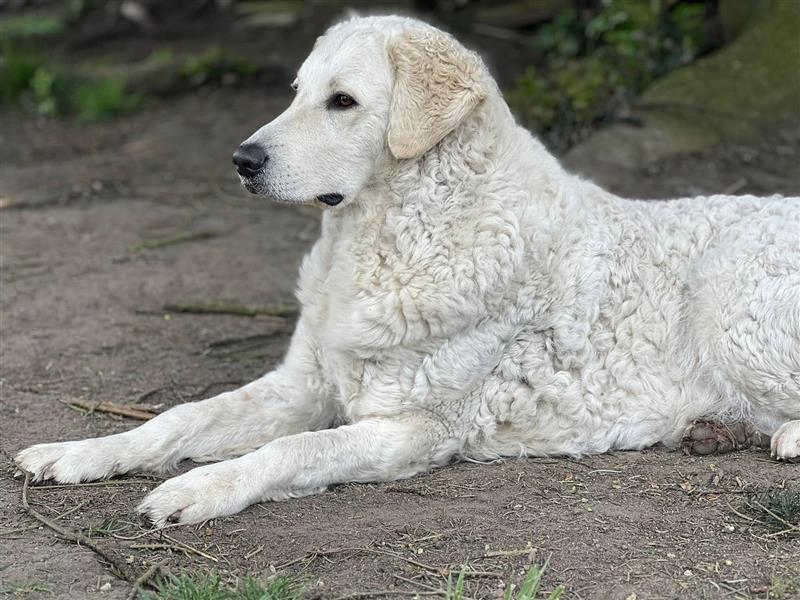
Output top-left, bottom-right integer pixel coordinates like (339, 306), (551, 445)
(291, 79), (299, 91)
(330, 93), (357, 109)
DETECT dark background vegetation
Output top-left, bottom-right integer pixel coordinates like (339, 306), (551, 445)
(1, 1), (798, 599)
(0, 1), (772, 138)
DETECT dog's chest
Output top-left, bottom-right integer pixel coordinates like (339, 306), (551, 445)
(294, 213), (406, 413)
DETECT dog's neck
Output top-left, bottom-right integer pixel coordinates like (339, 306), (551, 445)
(332, 89), (570, 233)
(313, 85), (582, 303)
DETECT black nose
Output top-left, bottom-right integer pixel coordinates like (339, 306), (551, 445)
(232, 143), (268, 177)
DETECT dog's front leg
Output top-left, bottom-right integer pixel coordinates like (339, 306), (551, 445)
(16, 323), (336, 483)
(138, 414), (457, 526)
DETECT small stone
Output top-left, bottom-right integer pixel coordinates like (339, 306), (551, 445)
(99, 582), (112, 592)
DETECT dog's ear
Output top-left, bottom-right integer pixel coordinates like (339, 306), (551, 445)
(387, 29), (487, 160)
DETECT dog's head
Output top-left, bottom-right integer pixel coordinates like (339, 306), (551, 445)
(232, 16), (488, 207)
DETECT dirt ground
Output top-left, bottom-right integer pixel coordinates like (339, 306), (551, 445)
(1, 79), (800, 600)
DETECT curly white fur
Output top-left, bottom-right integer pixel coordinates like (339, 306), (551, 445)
(16, 16), (800, 526)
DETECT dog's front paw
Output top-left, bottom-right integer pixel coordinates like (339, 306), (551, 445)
(15, 439), (126, 484)
(771, 420), (800, 461)
(137, 463), (253, 527)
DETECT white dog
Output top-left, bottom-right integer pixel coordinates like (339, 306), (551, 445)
(16, 15), (800, 526)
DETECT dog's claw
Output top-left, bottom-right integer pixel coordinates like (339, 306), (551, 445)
(167, 510), (183, 523)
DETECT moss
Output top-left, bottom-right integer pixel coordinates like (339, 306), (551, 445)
(566, 0), (800, 167)
(718, 0), (763, 41)
(508, 0), (710, 151)
(637, 0), (800, 139)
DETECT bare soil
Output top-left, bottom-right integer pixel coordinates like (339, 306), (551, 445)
(1, 84), (799, 600)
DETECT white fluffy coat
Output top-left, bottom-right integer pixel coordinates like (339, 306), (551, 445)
(16, 16), (800, 526)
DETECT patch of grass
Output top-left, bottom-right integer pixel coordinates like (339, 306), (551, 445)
(83, 517), (130, 537)
(0, 51), (141, 120)
(446, 561), (565, 600)
(180, 47), (261, 86)
(1, 42), (257, 120)
(745, 487), (800, 532)
(0, 580), (51, 595)
(769, 575), (799, 600)
(142, 573), (304, 600)
(508, 0), (711, 151)
(0, 13), (64, 43)
(71, 77), (141, 120)
(0, 48), (42, 106)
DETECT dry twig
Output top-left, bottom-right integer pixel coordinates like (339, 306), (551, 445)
(132, 229), (221, 252)
(29, 479), (163, 490)
(750, 500), (800, 533)
(276, 545), (442, 575)
(162, 300), (298, 318)
(333, 591), (443, 599)
(126, 559), (168, 600)
(20, 473), (137, 582)
(0, 500), (88, 537)
(61, 399), (156, 420)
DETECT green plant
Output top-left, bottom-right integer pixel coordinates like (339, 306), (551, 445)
(0, 48), (44, 105)
(142, 573), (304, 600)
(445, 566), (466, 599)
(83, 517), (130, 537)
(0, 51), (141, 120)
(445, 561), (565, 600)
(769, 575), (799, 599)
(180, 47), (261, 85)
(0, 580), (51, 595)
(508, 0), (709, 151)
(505, 560), (565, 600)
(745, 487), (800, 532)
(71, 77), (141, 121)
(0, 13), (64, 44)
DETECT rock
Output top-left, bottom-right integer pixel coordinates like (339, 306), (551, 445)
(718, 0), (761, 41)
(564, 0), (800, 171)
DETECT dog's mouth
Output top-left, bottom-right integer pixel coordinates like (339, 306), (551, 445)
(235, 165), (344, 206)
(240, 176), (262, 195)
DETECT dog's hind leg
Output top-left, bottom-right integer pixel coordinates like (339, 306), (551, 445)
(138, 413), (458, 527)
(681, 419), (770, 456)
(15, 321), (336, 483)
(684, 218), (800, 461)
